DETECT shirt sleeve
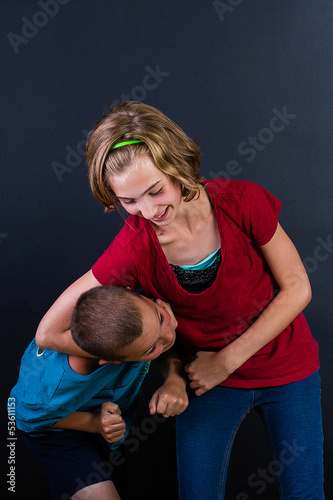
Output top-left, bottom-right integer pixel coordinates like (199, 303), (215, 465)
(246, 182), (282, 247)
(91, 232), (139, 289)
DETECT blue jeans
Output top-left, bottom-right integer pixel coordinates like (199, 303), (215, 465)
(176, 371), (324, 499)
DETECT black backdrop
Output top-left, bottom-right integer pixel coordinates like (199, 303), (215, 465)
(1, 1), (332, 499)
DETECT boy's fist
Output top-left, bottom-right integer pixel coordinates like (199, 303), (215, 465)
(96, 402), (126, 443)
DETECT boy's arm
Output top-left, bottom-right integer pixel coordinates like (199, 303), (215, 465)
(149, 346), (189, 418)
(51, 402), (126, 444)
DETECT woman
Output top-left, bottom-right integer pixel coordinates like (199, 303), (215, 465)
(37, 101), (324, 499)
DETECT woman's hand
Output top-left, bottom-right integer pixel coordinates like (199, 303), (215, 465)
(185, 351), (231, 396)
(149, 377), (189, 417)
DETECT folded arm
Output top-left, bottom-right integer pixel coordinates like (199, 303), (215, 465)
(186, 223), (312, 395)
(51, 402), (126, 444)
(35, 270), (102, 355)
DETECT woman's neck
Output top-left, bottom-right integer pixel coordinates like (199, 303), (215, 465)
(156, 185), (211, 236)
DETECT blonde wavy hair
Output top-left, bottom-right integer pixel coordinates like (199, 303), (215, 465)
(86, 101), (204, 211)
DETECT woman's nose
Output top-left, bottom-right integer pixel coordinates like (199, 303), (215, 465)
(139, 199), (156, 220)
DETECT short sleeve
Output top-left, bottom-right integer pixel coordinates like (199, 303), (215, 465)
(247, 182), (282, 246)
(91, 234), (138, 288)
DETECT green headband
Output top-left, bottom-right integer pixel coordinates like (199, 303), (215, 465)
(110, 139), (144, 150)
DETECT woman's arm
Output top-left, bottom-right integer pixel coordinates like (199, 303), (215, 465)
(35, 270), (102, 355)
(186, 223), (312, 395)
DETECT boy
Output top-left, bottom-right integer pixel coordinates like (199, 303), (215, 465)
(8, 286), (188, 500)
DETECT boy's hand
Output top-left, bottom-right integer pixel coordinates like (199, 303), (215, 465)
(149, 379), (189, 417)
(94, 402), (126, 443)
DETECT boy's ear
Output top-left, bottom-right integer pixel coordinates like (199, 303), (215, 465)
(98, 359), (110, 366)
(98, 359), (122, 365)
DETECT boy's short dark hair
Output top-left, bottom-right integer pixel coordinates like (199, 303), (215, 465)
(71, 286), (143, 361)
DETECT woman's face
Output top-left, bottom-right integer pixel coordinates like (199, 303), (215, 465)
(109, 155), (183, 226)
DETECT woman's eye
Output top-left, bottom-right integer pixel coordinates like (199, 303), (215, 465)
(159, 313), (164, 326)
(123, 200), (135, 205)
(150, 188), (163, 197)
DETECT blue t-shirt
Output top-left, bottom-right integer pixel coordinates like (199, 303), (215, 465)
(9, 339), (150, 448)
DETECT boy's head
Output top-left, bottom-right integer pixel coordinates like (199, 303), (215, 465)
(71, 286), (177, 363)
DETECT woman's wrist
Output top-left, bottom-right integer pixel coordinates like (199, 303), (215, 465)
(217, 342), (244, 376)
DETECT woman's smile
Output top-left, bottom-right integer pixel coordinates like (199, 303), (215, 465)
(151, 206), (169, 223)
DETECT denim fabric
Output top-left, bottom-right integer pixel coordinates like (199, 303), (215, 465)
(176, 371), (324, 499)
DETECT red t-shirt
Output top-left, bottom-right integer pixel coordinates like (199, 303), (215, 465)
(92, 180), (319, 388)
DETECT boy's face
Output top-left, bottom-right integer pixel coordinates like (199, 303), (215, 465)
(117, 297), (178, 362)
